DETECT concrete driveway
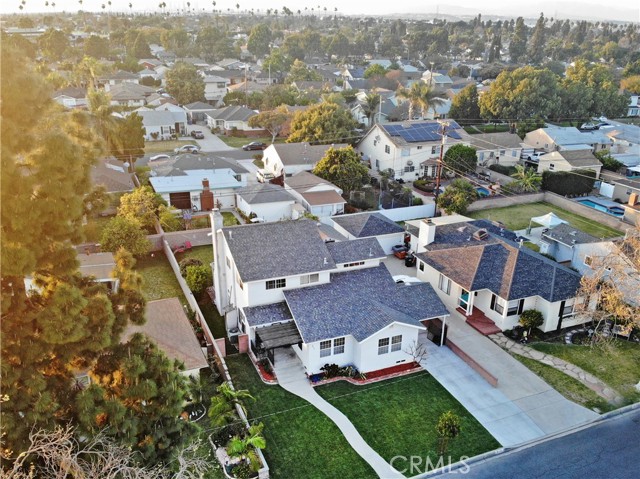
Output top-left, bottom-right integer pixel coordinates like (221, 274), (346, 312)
(185, 126), (235, 152)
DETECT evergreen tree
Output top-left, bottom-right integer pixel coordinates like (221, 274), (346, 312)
(528, 13), (546, 64)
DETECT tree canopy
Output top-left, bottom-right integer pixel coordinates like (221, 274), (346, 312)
(448, 84), (480, 125)
(442, 144), (478, 175)
(312, 146), (369, 196)
(166, 62), (205, 105)
(248, 105), (291, 143)
(287, 101), (358, 144)
(437, 179), (478, 215)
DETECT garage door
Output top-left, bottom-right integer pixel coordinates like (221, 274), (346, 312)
(169, 192), (191, 210)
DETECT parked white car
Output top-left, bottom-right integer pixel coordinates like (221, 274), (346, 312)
(256, 170), (275, 183)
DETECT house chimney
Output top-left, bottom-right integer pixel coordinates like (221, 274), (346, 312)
(419, 219), (436, 248)
(202, 178), (210, 190)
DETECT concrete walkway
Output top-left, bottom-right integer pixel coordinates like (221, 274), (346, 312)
(272, 349), (403, 479)
(184, 127), (236, 152)
(488, 334), (623, 404)
(432, 312), (598, 442)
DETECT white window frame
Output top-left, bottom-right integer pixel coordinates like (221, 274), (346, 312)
(333, 337), (345, 355)
(438, 274), (451, 295)
(391, 335), (402, 352)
(320, 340), (332, 358)
(385, 145), (391, 154)
(561, 303), (575, 317)
(266, 278), (286, 290)
(506, 299), (519, 316)
(300, 273), (320, 285)
(492, 295), (505, 315)
(378, 337), (390, 355)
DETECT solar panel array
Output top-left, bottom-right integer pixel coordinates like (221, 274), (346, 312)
(383, 121), (462, 143)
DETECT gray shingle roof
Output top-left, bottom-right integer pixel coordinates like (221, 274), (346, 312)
(223, 220), (336, 282)
(325, 238), (385, 264)
(284, 264), (448, 343)
(208, 105), (256, 122)
(417, 222), (582, 302)
(332, 212), (405, 238)
(184, 101), (215, 111)
(272, 143), (348, 167)
(160, 155), (248, 176)
(243, 302), (293, 327)
(543, 223), (599, 246)
(237, 183), (295, 204)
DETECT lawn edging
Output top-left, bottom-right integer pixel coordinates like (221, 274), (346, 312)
(311, 363), (423, 387)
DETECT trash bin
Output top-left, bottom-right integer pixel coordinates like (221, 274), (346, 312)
(405, 254), (416, 267)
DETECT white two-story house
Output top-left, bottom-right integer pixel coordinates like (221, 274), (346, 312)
(357, 121), (468, 182)
(210, 215), (450, 375)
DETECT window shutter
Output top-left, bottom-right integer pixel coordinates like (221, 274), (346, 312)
(517, 299), (524, 315)
(490, 294), (496, 310)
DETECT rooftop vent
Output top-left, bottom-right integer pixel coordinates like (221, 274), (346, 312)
(472, 229), (489, 241)
(323, 257), (328, 265)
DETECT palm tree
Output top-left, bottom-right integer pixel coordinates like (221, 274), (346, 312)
(397, 82), (445, 120)
(227, 422), (266, 471)
(363, 93), (381, 126)
(416, 85), (446, 119)
(510, 165), (542, 192)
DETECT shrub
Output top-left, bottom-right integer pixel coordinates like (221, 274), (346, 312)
(185, 264), (212, 295)
(413, 179), (435, 192)
(100, 216), (151, 256)
(542, 169), (596, 196)
(489, 164), (517, 176)
(519, 309), (544, 332)
(211, 422), (245, 447)
(413, 197), (424, 205)
(232, 462), (255, 479)
(320, 363), (341, 379)
(179, 258), (203, 277)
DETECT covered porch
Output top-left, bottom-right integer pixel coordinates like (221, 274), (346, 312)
(252, 321), (302, 366)
(455, 288), (502, 336)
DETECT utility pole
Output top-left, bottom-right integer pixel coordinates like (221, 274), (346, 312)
(433, 119), (449, 217)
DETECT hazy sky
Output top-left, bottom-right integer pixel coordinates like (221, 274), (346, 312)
(3, 0), (639, 21)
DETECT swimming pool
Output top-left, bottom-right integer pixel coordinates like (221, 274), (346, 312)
(476, 187), (490, 197)
(578, 199), (624, 217)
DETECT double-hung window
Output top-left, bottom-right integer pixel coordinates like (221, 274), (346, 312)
(333, 337), (345, 355)
(438, 274), (451, 295)
(320, 340), (332, 358)
(266, 278), (286, 290)
(378, 338), (390, 355)
(391, 335), (402, 352)
(300, 273), (319, 285)
(561, 303), (574, 317)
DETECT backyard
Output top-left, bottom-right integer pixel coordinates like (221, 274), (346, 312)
(225, 355), (376, 479)
(529, 340), (640, 405)
(316, 373), (500, 468)
(467, 202), (623, 238)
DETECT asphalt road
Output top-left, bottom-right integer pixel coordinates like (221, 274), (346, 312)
(428, 407), (640, 479)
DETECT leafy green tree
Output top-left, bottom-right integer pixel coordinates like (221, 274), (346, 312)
(76, 334), (195, 466)
(510, 165), (542, 192)
(1, 44), (146, 453)
(361, 93), (381, 126)
(117, 186), (165, 231)
(38, 28), (69, 61)
(83, 35), (110, 59)
(364, 63), (387, 79)
(312, 146), (369, 196)
(518, 309), (544, 333)
(443, 144), (478, 175)
(248, 106), (291, 143)
(196, 25), (233, 62)
(101, 216), (151, 256)
(437, 179), (478, 215)
(479, 66), (561, 121)
(115, 112), (145, 168)
(622, 60), (640, 78)
(160, 28), (191, 57)
(448, 84), (480, 126)
(247, 24), (272, 58)
(621, 75), (640, 94)
(286, 59), (322, 83)
(208, 382), (255, 427)
(166, 62), (205, 105)
(510, 18), (528, 63)
(287, 102), (357, 144)
(262, 49), (293, 76)
(595, 150), (624, 172)
(158, 205), (182, 232)
(436, 411), (461, 455)
(185, 265), (212, 296)
(131, 32), (151, 59)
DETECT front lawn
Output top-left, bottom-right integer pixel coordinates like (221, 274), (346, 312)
(144, 139), (198, 154)
(464, 124), (511, 134)
(225, 355), (376, 479)
(530, 341), (640, 404)
(467, 202), (623, 238)
(216, 135), (274, 149)
(136, 252), (184, 301)
(511, 354), (614, 412)
(316, 372), (500, 468)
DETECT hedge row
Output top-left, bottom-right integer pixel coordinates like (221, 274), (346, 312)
(541, 169), (597, 196)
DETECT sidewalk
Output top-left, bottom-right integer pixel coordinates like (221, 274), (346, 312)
(489, 334), (623, 404)
(432, 311), (598, 440)
(272, 349), (403, 479)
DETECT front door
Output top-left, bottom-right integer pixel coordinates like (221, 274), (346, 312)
(459, 289), (470, 313)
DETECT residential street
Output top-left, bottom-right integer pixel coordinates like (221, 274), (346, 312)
(432, 407), (640, 479)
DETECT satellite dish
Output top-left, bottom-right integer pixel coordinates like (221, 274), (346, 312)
(407, 160), (413, 166)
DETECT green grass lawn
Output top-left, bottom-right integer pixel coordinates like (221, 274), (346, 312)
(464, 124), (511, 134)
(316, 372), (500, 467)
(82, 215), (113, 243)
(511, 354), (613, 412)
(181, 245), (213, 266)
(467, 202), (623, 238)
(223, 212), (241, 226)
(530, 341), (640, 404)
(225, 355), (376, 479)
(144, 139), (198, 154)
(136, 252), (184, 301)
(216, 135), (274, 149)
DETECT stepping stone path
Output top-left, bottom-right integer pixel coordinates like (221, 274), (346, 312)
(489, 334), (624, 405)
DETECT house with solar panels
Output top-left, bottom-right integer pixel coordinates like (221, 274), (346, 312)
(357, 121), (469, 182)
(210, 212), (450, 376)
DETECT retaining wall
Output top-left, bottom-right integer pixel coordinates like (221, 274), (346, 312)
(378, 203), (436, 221)
(466, 193), (545, 212)
(446, 339), (499, 387)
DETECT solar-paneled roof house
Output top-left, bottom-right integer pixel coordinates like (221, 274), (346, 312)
(409, 217), (590, 334)
(210, 213), (449, 375)
(357, 121), (469, 181)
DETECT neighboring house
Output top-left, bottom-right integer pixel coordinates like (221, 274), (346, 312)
(535, 150), (602, 177)
(202, 74), (230, 105)
(284, 171), (347, 218)
(523, 127), (613, 154)
(90, 157), (135, 193)
(341, 67), (366, 81)
(138, 68), (159, 81)
(227, 80), (271, 95)
(108, 83), (157, 107)
(411, 217), (587, 332)
(122, 298), (208, 377)
(52, 86), (87, 109)
(458, 131), (524, 167)
(99, 70), (140, 91)
(540, 223), (601, 263)
(368, 59), (393, 69)
(343, 79), (373, 91)
(357, 121), (467, 182)
(139, 58), (163, 70)
(602, 124), (640, 167)
(217, 58), (246, 70)
(149, 155), (248, 210)
(183, 101), (217, 123)
(627, 95), (639, 117)
(205, 106), (263, 136)
(331, 212), (406, 254)
(262, 142), (348, 178)
(77, 252), (119, 293)
(422, 72), (454, 89)
(291, 80), (335, 93)
(235, 183), (297, 222)
(207, 69), (247, 86)
(598, 172), (640, 204)
(135, 109), (187, 140)
(210, 216), (450, 375)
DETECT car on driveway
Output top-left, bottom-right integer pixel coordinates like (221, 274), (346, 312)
(242, 141), (267, 151)
(190, 130), (205, 139)
(149, 154), (170, 162)
(174, 144), (201, 154)
(256, 170), (275, 183)
(580, 122), (599, 131)
(527, 152), (545, 162)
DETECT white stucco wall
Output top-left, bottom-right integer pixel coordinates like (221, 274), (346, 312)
(235, 196), (294, 222)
